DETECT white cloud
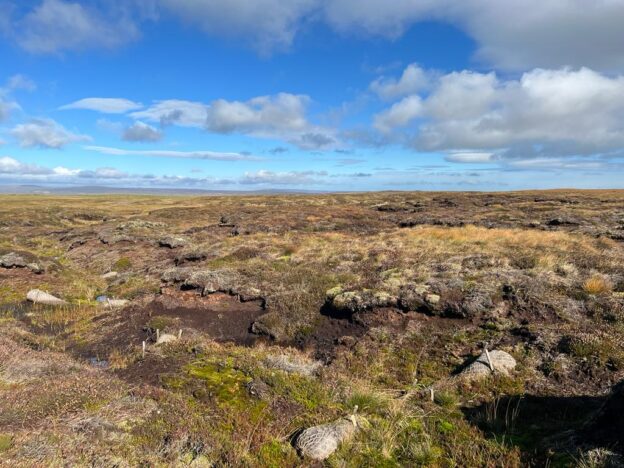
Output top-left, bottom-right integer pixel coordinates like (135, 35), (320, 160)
(11, 118), (91, 149)
(84, 145), (259, 161)
(6, 74), (36, 92)
(0, 99), (19, 122)
(130, 100), (208, 127)
(158, 0), (317, 54)
(60, 98), (143, 113)
(373, 95), (422, 133)
(374, 66), (624, 160)
(370, 64), (429, 100)
(122, 121), (163, 142)
(0, 156), (52, 175)
(205, 93), (337, 149)
(325, 0), (624, 71)
(240, 169), (328, 185)
(14, 0), (139, 54)
(6, 1), (624, 69)
(207, 93), (310, 134)
(444, 152), (496, 163)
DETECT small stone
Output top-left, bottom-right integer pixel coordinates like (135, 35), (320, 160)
(101, 271), (119, 280)
(27, 263), (44, 274)
(425, 293), (441, 305)
(156, 333), (178, 345)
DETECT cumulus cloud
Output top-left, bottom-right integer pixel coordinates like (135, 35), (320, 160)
(0, 99), (19, 122)
(240, 169), (328, 185)
(206, 93), (309, 134)
(6, 1), (624, 69)
(205, 93), (337, 149)
(130, 100), (208, 127)
(13, 0), (139, 54)
(0, 156), (53, 175)
(122, 121), (162, 142)
(11, 118), (91, 149)
(84, 145), (259, 161)
(158, 0), (317, 54)
(60, 98), (143, 113)
(373, 66), (624, 161)
(374, 95), (422, 133)
(370, 64), (429, 100)
(325, 0), (624, 71)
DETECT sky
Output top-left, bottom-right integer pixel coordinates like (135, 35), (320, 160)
(1, 1), (624, 191)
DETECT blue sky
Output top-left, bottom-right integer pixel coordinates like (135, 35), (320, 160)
(1, 1), (624, 191)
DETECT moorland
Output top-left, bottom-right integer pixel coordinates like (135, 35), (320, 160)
(0, 190), (623, 467)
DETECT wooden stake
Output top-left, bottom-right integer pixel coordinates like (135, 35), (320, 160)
(142, 341), (146, 359)
(156, 329), (160, 342)
(484, 348), (494, 372)
(178, 329), (182, 339)
(430, 387), (435, 402)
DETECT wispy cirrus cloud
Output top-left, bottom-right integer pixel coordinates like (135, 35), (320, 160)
(60, 98), (143, 113)
(84, 145), (260, 161)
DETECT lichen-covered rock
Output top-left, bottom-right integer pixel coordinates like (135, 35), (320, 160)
(161, 267), (238, 295)
(158, 236), (187, 249)
(175, 250), (209, 265)
(251, 312), (287, 341)
(26, 289), (67, 306)
(327, 289), (397, 316)
(156, 333), (178, 345)
(460, 350), (516, 380)
(101, 271), (119, 280)
(265, 354), (322, 376)
(27, 263), (44, 274)
(0, 252), (27, 268)
(295, 417), (357, 460)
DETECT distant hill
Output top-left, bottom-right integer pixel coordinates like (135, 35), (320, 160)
(0, 185), (324, 195)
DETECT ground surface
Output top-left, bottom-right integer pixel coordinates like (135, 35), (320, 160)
(0, 190), (623, 467)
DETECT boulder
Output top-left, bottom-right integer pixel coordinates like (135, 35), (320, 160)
(158, 236), (187, 249)
(26, 289), (67, 306)
(295, 417), (358, 461)
(0, 252), (27, 268)
(460, 350), (516, 381)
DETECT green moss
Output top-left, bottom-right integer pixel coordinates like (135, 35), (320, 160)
(114, 257), (132, 271)
(0, 434), (12, 452)
(257, 440), (298, 467)
(147, 316), (176, 332)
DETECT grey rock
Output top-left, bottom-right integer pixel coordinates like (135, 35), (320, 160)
(1, 252), (27, 268)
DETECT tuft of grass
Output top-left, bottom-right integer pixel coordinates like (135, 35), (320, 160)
(583, 275), (612, 295)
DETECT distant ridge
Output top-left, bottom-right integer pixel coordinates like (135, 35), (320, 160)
(0, 185), (324, 195)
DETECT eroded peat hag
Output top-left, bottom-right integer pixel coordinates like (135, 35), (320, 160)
(0, 191), (623, 466)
